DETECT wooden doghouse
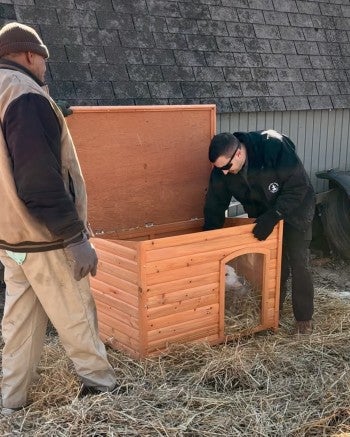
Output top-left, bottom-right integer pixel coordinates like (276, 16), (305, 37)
(67, 105), (283, 359)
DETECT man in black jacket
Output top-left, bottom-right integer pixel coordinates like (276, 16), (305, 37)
(204, 130), (315, 334)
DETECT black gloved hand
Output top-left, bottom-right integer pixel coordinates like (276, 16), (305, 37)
(55, 100), (73, 117)
(64, 235), (98, 281)
(252, 209), (282, 241)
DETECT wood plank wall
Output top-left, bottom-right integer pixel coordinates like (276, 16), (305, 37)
(91, 238), (140, 356)
(142, 222), (280, 354)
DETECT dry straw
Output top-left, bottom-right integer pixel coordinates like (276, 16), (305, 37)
(0, 259), (350, 436)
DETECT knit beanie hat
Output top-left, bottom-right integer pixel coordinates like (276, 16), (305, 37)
(0, 22), (49, 58)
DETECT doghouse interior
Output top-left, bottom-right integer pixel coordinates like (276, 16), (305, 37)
(224, 253), (264, 336)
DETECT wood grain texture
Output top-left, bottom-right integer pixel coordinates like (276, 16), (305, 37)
(68, 105), (216, 233)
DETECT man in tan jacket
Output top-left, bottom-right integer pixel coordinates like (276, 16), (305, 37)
(0, 22), (117, 415)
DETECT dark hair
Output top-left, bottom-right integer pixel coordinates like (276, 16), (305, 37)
(208, 132), (240, 163)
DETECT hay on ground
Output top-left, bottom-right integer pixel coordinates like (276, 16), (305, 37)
(0, 259), (350, 436)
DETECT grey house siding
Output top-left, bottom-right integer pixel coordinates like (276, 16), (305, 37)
(217, 108), (350, 194)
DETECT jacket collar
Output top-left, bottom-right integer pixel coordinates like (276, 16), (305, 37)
(0, 58), (45, 87)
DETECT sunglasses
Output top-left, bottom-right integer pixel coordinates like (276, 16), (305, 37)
(217, 145), (240, 171)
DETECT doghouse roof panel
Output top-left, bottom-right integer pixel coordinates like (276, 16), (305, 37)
(68, 105), (216, 234)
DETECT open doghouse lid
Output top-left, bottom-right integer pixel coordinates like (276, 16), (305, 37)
(67, 105), (216, 234)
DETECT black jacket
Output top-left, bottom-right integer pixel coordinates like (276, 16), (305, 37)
(203, 130), (316, 232)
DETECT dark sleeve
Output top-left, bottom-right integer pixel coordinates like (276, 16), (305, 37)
(265, 134), (312, 218)
(203, 167), (232, 230)
(3, 93), (85, 240)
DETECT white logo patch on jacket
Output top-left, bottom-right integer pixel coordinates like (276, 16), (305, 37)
(268, 182), (279, 193)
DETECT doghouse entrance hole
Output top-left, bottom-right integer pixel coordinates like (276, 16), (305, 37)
(224, 253), (264, 336)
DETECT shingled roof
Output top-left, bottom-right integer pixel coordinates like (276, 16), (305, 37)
(3, 0), (350, 112)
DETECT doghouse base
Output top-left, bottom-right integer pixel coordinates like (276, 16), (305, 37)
(91, 218), (283, 359)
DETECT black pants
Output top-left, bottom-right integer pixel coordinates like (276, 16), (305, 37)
(280, 223), (314, 321)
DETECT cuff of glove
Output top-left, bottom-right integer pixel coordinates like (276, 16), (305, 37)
(55, 100), (73, 117)
(257, 209), (283, 224)
(63, 231), (88, 248)
(274, 209), (283, 219)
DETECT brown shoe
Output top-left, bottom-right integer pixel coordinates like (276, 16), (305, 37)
(293, 320), (313, 335)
